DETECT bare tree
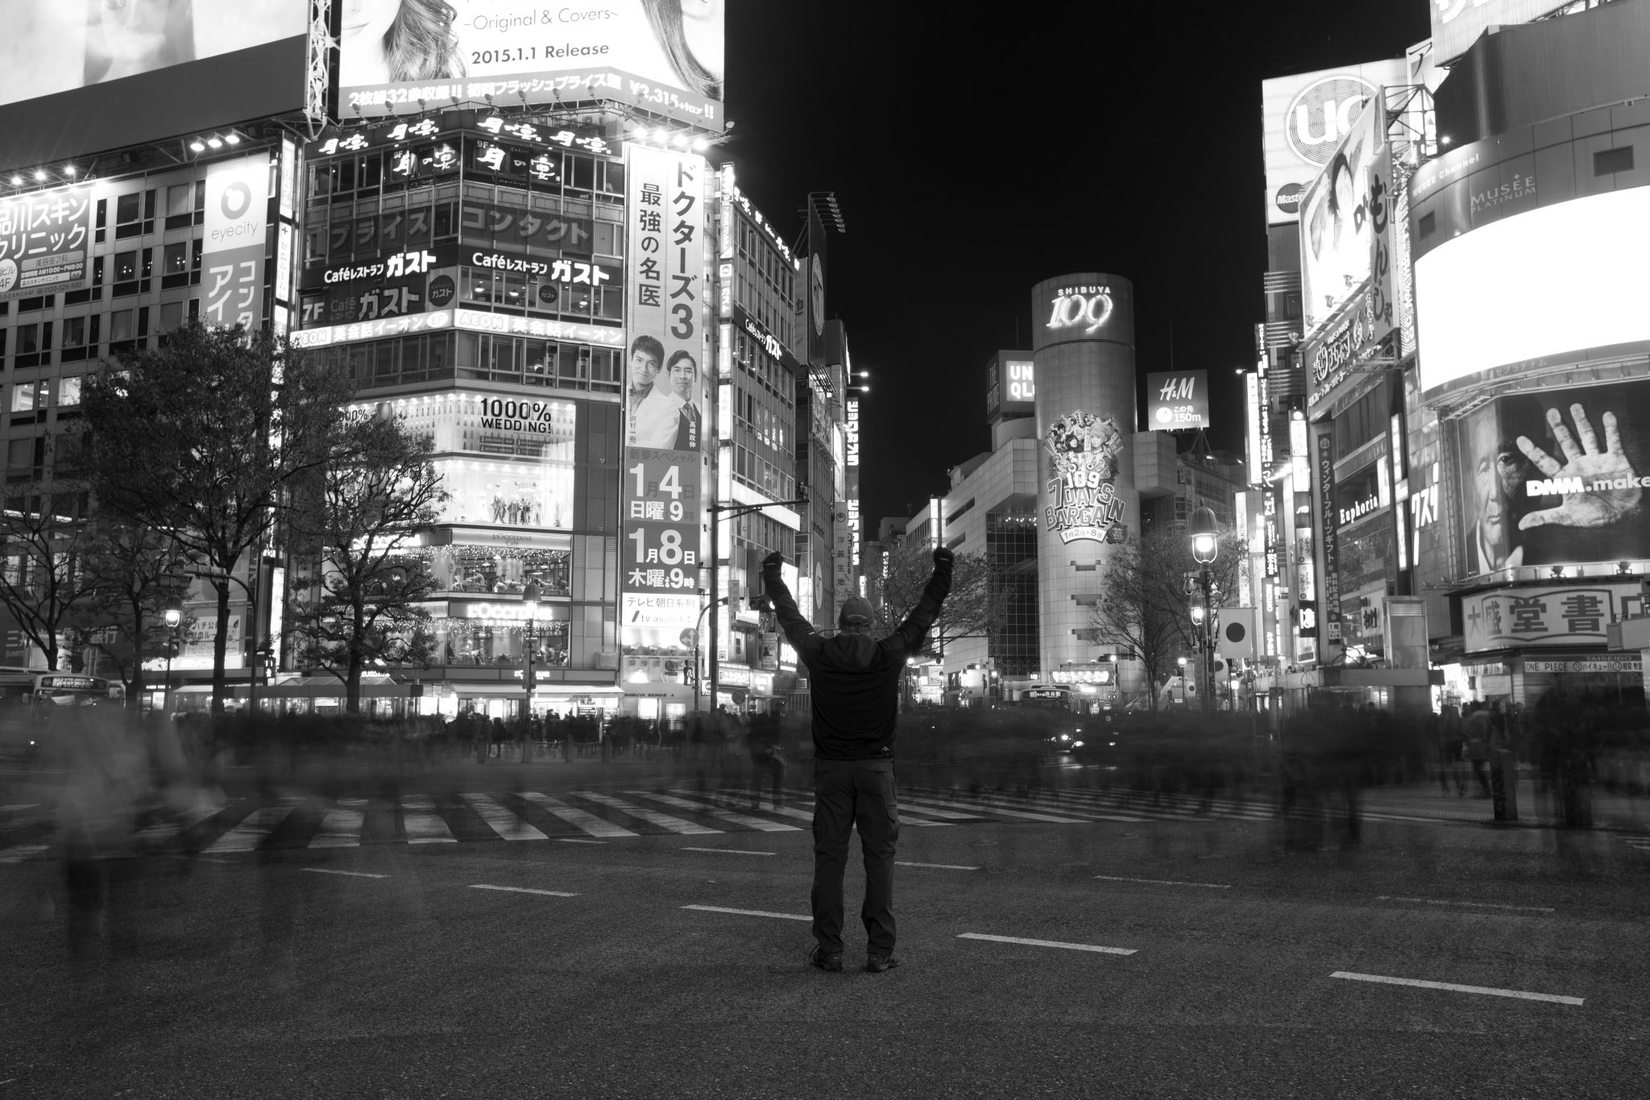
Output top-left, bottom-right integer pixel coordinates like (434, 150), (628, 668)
(1088, 528), (1244, 711)
(82, 322), (357, 712)
(0, 480), (96, 671)
(68, 518), (200, 700)
(870, 542), (1005, 661)
(285, 414), (446, 713)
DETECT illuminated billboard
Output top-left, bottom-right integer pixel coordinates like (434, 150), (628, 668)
(1299, 101), (1385, 338)
(338, 0), (724, 130)
(1454, 378), (1650, 577)
(619, 143), (709, 658)
(1415, 186), (1650, 399)
(1144, 370), (1209, 431)
(985, 352), (1034, 422)
(1260, 59), (1407, 225)
(0, 2), (311, 173)
(1430, 0), (1574, 67)
(0, 189), (94, 302)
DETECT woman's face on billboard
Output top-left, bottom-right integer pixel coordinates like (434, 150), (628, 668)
(341, 0), (400, 42)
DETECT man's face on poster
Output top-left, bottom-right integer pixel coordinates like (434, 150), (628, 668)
(628, 346), (660, 395)
(669, 356), (696, 401)
(1471, 414), (1509, 555)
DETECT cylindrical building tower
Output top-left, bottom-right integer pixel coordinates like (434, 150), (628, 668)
(1031, 273), (1139, 675)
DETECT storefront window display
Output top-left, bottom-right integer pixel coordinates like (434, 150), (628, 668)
(420, 545), (570, 596)
(434, 614), (569, 668)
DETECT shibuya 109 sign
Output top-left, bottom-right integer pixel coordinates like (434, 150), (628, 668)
(1043, 411), (1127, 545)
(1043, 284), (1115, 337)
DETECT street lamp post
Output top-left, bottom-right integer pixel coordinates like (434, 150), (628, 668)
(163, 595), (183, 716)
(521, 580), (540, 761)
(691, 595), (729, 712)
(706, 494), (806, 715)
(1189, 505), (1219, 716)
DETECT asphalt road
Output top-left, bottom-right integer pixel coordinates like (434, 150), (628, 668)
(3, 787), (1648, 1100)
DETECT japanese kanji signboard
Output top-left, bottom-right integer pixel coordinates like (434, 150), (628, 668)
(1462, 582), (1648, 654)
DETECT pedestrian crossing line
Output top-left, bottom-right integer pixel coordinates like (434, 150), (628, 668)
(461, 793), (551, 841)
(470, 883), (578, 898)
(871, 796), (984, 822)
(0, 843), (48, 864)
(904, 788), (1118, 821)
(628, 790), (799, 831)
(201, 800), (301, 854)
(959, 932), (1137, 956)
(520, 792), (639, 838)
(682, 903), (810, 922)
(310, 798), (366, 849)
(572, 790), (721, 835)
(132, 801), (228, 846)
(667, 788), (814, 824)
(402, 794), (458, 844)
(899, 793), (1089, 824)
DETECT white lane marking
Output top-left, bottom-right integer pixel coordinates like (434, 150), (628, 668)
(899, 793), (1087, 824)
(897, 861), (980, 871)
(628, 790), (800, 832)
(670, 788), (815, 823)
(0, 844), (49, 864)
(1330, 971), (1583, 1005)
(302, 867), (388, 879)
(558, 838), (607, 845)
(310, 799), (366, 849)
(521, 792), (638, 838)
(401, 794), (457, 844)
(682, 904), (810, 922)
(202, 801), (299, 853)
(1094, 874), (1231, 889)
(573, 791), (721, 834)
(958, 933), (1136, 955)
(1376, 895), (1557, 913)
(460, 793), (549, 841)
(681, 846), (775, 856)
(470, 884), (579, 898)
(0, 804), (40, 812)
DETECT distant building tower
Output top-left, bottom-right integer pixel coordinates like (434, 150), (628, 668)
(1031, 273), (1139, 674)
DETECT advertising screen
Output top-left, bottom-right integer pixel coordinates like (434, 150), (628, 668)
(0, 189), (94, 302)
(619, 143), (709, 655)
(0, 1), (309, 173)
(1415, 186), (1650, 398)
(338, 0), (723, 130)
(1260, 59), (1407, 226)
(1299, 102), (1384, 338)
(1430, 0), (1573, 67)
(1454, 378), (1650, 576)
(1145, 370), (1209, 431)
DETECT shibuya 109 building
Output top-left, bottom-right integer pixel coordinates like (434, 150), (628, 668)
(1250, 0), (1650, 713)
(0, 2), (853, 722)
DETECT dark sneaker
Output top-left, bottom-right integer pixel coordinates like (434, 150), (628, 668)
(808, 945), (843, 972)
(865, 954), (900, 973)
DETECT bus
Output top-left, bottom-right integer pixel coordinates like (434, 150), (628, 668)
(0, 668), (126, 759)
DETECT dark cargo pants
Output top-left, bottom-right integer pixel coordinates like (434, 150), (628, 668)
(811, 757), (899, 957)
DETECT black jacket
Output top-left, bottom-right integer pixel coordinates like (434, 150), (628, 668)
(762, 562), (950, 760)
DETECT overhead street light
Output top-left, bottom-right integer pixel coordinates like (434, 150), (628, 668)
(1188, 506), (1218, 715)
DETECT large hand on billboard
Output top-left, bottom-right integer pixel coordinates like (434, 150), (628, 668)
(1516, 404), (1642, 529)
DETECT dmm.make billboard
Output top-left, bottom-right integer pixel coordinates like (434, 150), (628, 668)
(0, 1), (311, 174)
(1453, 378), (1650, 577)
(1260, 58), (1407, 226)
(620, 143), (709, 659)
(339, 0), (723, 131)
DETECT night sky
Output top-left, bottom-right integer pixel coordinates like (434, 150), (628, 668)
(722, 2), (1433, 527)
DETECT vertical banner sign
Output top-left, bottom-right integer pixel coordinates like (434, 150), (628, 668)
(203, 153), (271, 328)
(1367, 123), (1396, 349)
(621, 144), (708, 658)
(0, 188), (93, 301)
(1317, 431), (1342, 631)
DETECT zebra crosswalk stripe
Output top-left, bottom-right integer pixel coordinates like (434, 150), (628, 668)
(626, 790), (799, 831)
(520, 791), (639, 838)
(461, 793), (551, 841)
(572, 790), (721, 835)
